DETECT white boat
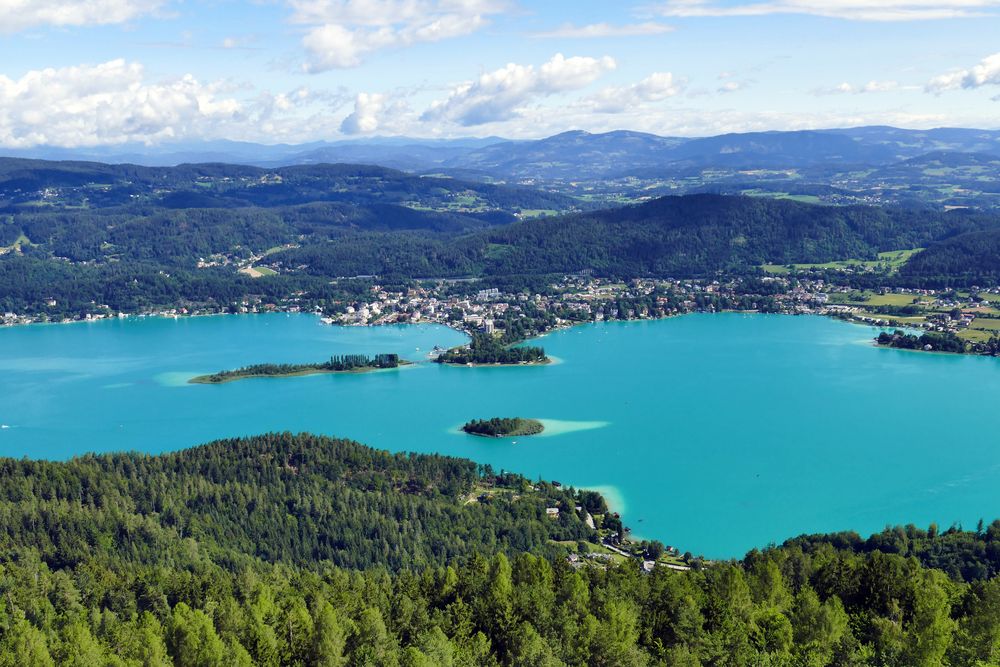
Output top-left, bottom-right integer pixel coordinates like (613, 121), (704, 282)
(0, 424), (9, 429)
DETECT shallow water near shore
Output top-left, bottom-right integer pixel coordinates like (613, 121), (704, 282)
(2, 312), (999, 558)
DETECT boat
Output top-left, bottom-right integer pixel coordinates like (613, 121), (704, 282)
(0, 424), (9, 429)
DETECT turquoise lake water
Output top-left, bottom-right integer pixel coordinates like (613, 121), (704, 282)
(1, 312), (999, 558)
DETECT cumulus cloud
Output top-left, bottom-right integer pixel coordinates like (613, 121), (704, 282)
(583, 72), (684, 113)
(0, 59), (244, 148)
(0, 0), (164, 32)
(290, 0), (506, 72)
(530, 22), (675, 38)
(653, 0), (1000, 21)
(422, 53), (616, 125)
(927, 52), (1000, 92)
(340, 92), (386, 133)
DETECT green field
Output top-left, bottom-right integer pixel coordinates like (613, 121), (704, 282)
(519, 209), (559, 218)
(959, 329), (994, 343)
(970, 318), (1000, 332)
(863, 293), (922, 307)
(741, 189), (822, 204)
(762, 248), (923, 275)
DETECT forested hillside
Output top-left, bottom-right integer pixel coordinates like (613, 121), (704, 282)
(473, 194), (997, 277)
(2, 433), (1000, 664)
(278, 194), (1000, 280)
(897, 228), (1000, 287)
(0, 433), (595, 572)
(4, 189), (1000, 317)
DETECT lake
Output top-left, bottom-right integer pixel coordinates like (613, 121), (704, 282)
(1, 312), (998, 558)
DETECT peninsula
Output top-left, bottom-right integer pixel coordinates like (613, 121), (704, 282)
(875, 330), (968, 354)
(190, 353), (405, 384)
(462, 417), (545, 438)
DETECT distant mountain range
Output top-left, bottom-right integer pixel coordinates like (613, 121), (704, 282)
(0, 158), (581, 225)
(6, 126), (999, 180)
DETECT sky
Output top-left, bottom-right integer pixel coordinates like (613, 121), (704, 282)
(1, 0), (999, 147)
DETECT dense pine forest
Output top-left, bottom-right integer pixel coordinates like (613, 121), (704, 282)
(897, 228), (1000, 287)
(0, 433), (596, 572)
(2, 433), (1000, 664)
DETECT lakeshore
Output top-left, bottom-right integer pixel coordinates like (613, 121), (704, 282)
(6, 271), (1000, 358)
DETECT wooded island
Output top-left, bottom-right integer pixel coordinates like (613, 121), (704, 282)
(462, 417), (545, 437)
(436, 333), (549, 365)
(190, 353), (404, 384)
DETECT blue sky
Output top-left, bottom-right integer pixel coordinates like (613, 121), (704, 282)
(1, 0), (999, 147)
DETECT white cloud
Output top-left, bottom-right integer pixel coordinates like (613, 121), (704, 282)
(340, 92), (386, 133)
(290, 0), (506, 72)
(583, 72), (684, 113)
(422, 53), (616, 125)
(814, 79), (904, 94)
(653, 0), (1000, 21)
(0, 0), (164, 32)
(927, 52), (1000, 92)
(530, 22), (675, 38)
(0, 59), (243, 148)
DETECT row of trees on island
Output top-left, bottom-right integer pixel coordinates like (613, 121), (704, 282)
(197, 353), (401, 382)
(462, 417), (544, 437)
(436, 333), (547, 365)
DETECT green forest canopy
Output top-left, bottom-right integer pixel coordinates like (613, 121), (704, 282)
(2, 433), (1000, 664)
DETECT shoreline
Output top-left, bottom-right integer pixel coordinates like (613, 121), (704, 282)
(462, 430), (545, 439)
(439, 358), (552, 367)
(4, 303), (995, 358)
(872, 341), (969, 357)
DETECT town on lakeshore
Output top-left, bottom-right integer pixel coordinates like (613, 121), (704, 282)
(7, 272), (1000, 355)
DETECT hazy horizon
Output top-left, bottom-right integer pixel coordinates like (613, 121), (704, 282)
(3, 0), (1000, 150)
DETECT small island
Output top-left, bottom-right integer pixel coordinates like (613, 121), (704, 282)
(462, 417), (545, 438)
(436, 333), (549, 365)
(190, 353), (406, 384)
